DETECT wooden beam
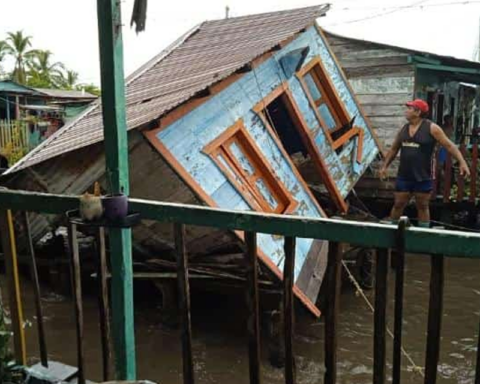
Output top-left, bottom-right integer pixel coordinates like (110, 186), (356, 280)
(3, 190), (480, 257)
(374, 248), (389, 384)
(96, 0), (136, 379)
(0, 210), (26, 365)
(245, 232), (261, 384)
(324, 242), (343, 384)
(283, 236), (296, 384)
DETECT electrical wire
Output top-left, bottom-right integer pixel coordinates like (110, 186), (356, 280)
(337, 0), (480, 11)
(326, 0), (431, 26)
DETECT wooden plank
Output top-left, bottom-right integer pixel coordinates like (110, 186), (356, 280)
(283, 236), (296, 384)
(392, 218), (408, 384)
(95, 227), (112, 382)
(457, 144), (466, 201)
(23, 212), (48, 367)
(443, 153), (452, 203)
(0, 210), (26, 365)
(4, 190), (480, 258)
(245, 232), (261, 384)
(96, 0), (136, 379)
(374, 248), (389, 384)
(475, 318), (480, 384)
(67, 223), (85, 384)
(175, 223), (195, 384)
(471, 144), (478, 203)
(324, 242), (343, 384)
(424, 255), (445, 384)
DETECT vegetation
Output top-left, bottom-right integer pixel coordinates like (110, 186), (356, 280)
(0, 289), (23, 384)
(0, 30), (100, 96)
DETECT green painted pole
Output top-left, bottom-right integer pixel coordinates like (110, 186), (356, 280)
(96, 0), (136, 380)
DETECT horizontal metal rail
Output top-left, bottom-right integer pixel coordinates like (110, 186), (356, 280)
(1, 189), (480, 258)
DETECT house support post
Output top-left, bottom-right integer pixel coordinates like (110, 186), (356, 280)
(96, 0), (136, 379)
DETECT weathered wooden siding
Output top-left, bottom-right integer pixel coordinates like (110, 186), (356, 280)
(325, 33), (416, 185)
(157, 26), (381, 281)
(2, 131), (240, 258)
(326, 33), (415, 152)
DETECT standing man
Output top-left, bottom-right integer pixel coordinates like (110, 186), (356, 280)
(379, 99), (470, 227)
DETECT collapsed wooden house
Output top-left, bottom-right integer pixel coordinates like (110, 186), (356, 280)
(1, 5), (382, 315)
(324, 31), (480, 199)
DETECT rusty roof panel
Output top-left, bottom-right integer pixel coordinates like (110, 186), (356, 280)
(6, 4), (329, 174)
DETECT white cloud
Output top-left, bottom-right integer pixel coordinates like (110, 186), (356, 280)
(1, 0), (479, 86)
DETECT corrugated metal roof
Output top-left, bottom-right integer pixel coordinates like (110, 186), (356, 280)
(324, 30), (480, 71)
(34, 88), (97, 99)
(6, 4), (329, 174)
(0, 80), (41, 95)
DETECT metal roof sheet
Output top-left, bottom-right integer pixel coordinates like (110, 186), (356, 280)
(6, 4), (329, 174)
(33, 88), (97, 99)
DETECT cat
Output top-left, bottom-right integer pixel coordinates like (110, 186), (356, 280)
(79, 182), (103, 221)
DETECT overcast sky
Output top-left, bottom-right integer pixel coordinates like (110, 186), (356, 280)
(1, 0), (479, 85)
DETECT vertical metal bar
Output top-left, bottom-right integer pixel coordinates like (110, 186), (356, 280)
(0, 210), (26, 365)
(95, 227), (112, 382)
(324, 242), (343, 384)
(175, 223), (194, 384)
(374, 248), (389, 384)
(67, 222), (85, 384)
(424, 255), (445, 384)
(245, 232), (261, 384)
(283, 236), (296, 384)
(96, 0), (136, 379)
(475, 317), (480, 384)
(392, 217), (408, 384)
(23, 212), (48, 367)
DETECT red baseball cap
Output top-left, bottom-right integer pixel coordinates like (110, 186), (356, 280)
(406, 99), (429, 113)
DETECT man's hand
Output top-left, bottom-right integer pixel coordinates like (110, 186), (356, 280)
(459, 162), (471, 177)
(378, 166), (388, 180)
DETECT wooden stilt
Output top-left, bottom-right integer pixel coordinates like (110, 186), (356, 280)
(0, 210), (26, 365)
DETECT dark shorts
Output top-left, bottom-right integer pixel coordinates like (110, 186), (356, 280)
(395, 177), (433, 193)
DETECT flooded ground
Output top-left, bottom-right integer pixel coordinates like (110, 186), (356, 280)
(5, 255), (480, 384)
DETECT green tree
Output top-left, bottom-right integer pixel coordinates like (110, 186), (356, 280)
(57, 69), (79, 90)
(0, 40), (8, 78)
(76, 83), (101, 97)
(26, 49), (65, 88)
(5, 31), (35, 84)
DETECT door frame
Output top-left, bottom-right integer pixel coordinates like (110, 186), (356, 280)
(252, 82), (348, 212)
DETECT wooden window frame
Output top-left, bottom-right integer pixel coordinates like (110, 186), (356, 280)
(252, 82), (348, 213)
(297, 57), (359, 150)
(203, 119), (297, 214)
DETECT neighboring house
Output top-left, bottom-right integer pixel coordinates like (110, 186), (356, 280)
(324, 31), (480, 198)
(0, 80), (96, 165)
(1, 5), (382, 315)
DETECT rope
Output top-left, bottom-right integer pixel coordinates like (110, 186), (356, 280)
(341, 259), (425, 377)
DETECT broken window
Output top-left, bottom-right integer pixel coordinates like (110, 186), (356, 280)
(204, 119), (297, 214)
(298, 58), (362, 155)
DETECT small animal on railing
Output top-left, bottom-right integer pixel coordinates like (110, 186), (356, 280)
(79, 182), (103, 221)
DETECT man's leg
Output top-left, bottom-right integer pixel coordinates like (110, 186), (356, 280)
(390, 192), (411, 220)
(414, 192), (431, 227)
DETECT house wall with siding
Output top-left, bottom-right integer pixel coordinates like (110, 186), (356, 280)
(157, 26), (381, 280)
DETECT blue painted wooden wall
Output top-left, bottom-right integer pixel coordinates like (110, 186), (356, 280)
(157, 25), (380, 280)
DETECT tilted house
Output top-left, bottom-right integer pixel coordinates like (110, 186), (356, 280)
(2, 5), (382, 315)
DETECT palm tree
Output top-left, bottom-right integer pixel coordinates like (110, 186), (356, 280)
(0, 41), (8, 78)
(26, 50), (65, 88)
(5, 31), (35, 84)
(57, 69), (79, 90)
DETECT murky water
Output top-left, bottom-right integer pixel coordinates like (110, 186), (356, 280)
(5, 256), (480, 384)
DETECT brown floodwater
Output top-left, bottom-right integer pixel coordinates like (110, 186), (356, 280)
(4, 255), (480, 384)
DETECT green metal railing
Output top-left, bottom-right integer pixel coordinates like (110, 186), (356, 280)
(2, 188), (480, 384)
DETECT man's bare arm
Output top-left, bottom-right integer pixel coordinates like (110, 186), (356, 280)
(379, 130), (402, 178)
(431, 124), (470, 176)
